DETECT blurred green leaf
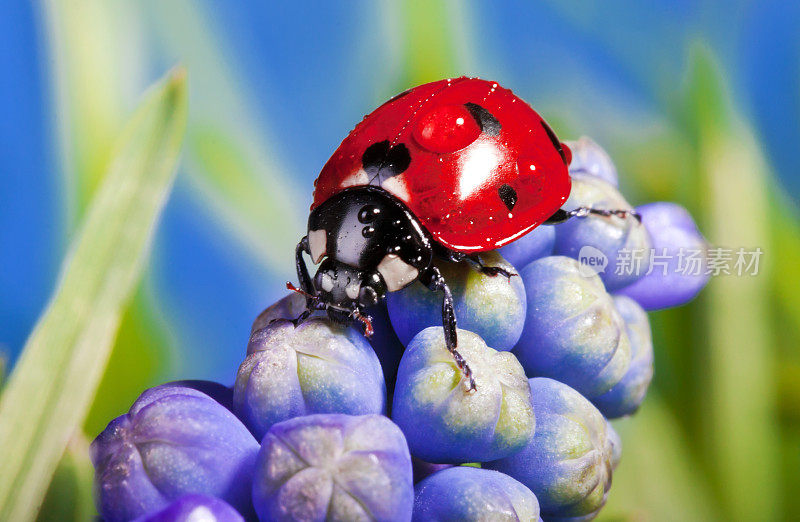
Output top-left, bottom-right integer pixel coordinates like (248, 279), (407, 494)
(37, 433), (96, 522)
(0, 68), (187, 521)
(600, 396), (720, 521)
(398, 0), (462, 87)
(686, 45), (781, 521)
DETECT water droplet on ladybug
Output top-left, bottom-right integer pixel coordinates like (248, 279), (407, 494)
(412, 104), (481, 153)
(358, 205), (380, 223)
(362, 226), (375, 238)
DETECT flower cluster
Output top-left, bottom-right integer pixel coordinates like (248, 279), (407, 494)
(91, 137), (709, 521)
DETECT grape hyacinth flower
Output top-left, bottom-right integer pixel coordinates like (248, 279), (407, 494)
(486, 378), (614, 521)
(91, 384), (259, 522)
(251, 413), (413, 522)
(392, 327), (534, 463)
(553, 173), (652, 291)
(234, 317), (386, 439)
(387, 251), (526, 352)
(413, 466), (540, 521)
(617, 201), (710, 310)
(497, 224), (555, 270)
(592, 295), (655, 418)
(131, 494), (244, 522)
(513, 256), (631, 399)
(564, 136), (619, 187)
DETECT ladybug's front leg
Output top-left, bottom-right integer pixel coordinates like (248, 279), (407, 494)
(465, 254), (515, 280)
(287, 236), (319, 327)
(422, 266), (477, 392)
(544, 207), (642, 224)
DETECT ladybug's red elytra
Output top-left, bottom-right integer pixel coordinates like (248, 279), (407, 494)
(289, 77), (639, 391)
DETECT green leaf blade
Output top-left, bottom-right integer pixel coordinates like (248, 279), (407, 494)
(0, 68), (187, 521)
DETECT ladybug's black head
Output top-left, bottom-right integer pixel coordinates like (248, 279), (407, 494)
(305, 186), (434, 323)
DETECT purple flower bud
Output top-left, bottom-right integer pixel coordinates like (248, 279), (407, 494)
(564, 136), (619, 186)
(251, 292), (319, 334)
(234, 318), (386, 440)
(252, 414), (413, 522)
(553, 173), (652, 291)
(387, 252), (526, 352)
(392, 327), (534, 463)
(413, 466), (540, 521)
(91, 384), (259, 522)
(513, 256), (631, 399)
(167, 380), (233, 411)
(592, 295), (654, 418)
(497, 224), (555, 269)
(617, 202), (709, 310)
(486, 378), (614, 520)
(131, 494), (244, 522)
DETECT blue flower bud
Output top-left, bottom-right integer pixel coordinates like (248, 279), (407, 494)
(91, 384), (259, 522)
(485, 378), (614, 520)
(251, 292), (314, 333)
(131, 494), (244, 522)
(617, 202), (709, 310)
(392, 327), (534, 463)
(497, 225), (555, 269)
(413, 466), (540, 521)
(387, 252), (526, 352)
(553, 173), (652, 291)
(564, 136), (619, 186)
(167, 380), (233, 410)
(592, 295), (654, 417)
(251, 413), (413, 522)
(513, 256), (631, 399)
(233, 318), (386, 439)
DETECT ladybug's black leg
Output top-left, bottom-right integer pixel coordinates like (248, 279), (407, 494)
(544, 207), (642, 225)
(423, 266), (477, 392)
(294, 236), (316, 297)
(465, 254), (516, 280)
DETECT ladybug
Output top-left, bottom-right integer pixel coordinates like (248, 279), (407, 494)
(289, 77), (639, 390)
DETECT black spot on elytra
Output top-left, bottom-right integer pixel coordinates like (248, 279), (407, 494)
(540, 120), (567, 165)
(465, 103), (501, 136)
(362, 141), (411, 183)
(498, 184), (517, 211)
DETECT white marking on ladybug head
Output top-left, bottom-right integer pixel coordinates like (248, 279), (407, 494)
(340, 168), (370, 189)
(380, 175), (410, 203)
(308, 229), (327, 264)
(345, 281), (361, 300)
(319, 272), (334, 292)
(377, 254), (419, 292)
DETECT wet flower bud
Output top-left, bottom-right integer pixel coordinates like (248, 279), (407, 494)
(413, 466), (540, 521)
(497, 224), (555, 269)
(553, 173), (652, 291)
(486, 378), (614, 520)
(91, 384), (259, 522)
(564, 136), (619, 186)
(617, 202), (709, 310)
(592, 295), (654, 417)
(513, 256), (631, 399)
(387, 251), (526, 352)
(233, 318), (386, 439)
(251, 413), (413, 522)
(392, 327), (534, 463)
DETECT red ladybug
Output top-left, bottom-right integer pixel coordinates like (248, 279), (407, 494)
(289, 77), (637, 390)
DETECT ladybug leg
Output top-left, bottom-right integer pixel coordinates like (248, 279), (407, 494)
(465, 254), (516, 280)
(294, 236), (316, 298)
(423, 266), (477, 392)
(544, 207), (642, 224)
